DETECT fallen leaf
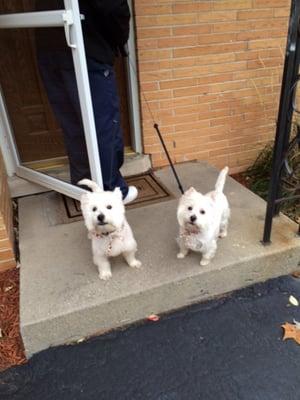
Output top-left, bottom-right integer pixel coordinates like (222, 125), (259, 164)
(147, 314), (160, 322)
(0, 328), (2, 338)
(292, 271), (300, 279)
(282, 322), (300, 345)
(77, 338), (85, 344)
(289, 295), (299, 306)
(4, 286), (13, 293)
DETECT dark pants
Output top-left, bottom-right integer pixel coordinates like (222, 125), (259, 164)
(37, 51), (128, 197)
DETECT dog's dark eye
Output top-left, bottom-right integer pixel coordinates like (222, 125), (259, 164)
(200, 209), (205, 215)
(106, 205), (112, 210)
(188, 206), (193, 211)
(92, 206), (97, 212)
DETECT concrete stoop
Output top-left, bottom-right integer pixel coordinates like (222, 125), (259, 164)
(18, 162), (300, 356)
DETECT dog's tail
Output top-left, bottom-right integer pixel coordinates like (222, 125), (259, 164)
(78, 179), (102, 193)
(215, 166), (229, 193)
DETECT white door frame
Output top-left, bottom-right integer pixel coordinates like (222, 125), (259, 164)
(0, 0), (142, 199)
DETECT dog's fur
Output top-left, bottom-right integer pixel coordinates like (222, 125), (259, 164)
(176, 167), (230, 266)
(79, 179), (141, 280)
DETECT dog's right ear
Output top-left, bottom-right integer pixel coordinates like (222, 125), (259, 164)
(113, 187), (123, 201)
(78, 179), (102, 193)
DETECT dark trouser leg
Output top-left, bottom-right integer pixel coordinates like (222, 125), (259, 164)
(37, 51), (128, 196)
(86, 57), (128, 197)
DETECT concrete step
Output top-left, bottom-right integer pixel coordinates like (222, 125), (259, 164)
(19, 162), (300, 356)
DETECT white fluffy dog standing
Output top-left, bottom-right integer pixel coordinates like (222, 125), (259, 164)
(79, 179), (141, 280)
(177, 167), (230, 266)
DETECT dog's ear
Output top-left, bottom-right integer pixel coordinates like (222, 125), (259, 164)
(184, 187), (196, 196)
(113, 187), (123, 201)
(78, 179), (102, 193)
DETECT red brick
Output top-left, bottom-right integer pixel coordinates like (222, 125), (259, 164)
(253, 0), (289, 8)
(174, 42), (247, 58)
(158, 36), (198, 49)
(173, 2), (212, 13)
(138, 27), (171, 39)
(198, 11), (238, 22)
(134, 4), (172, 16)
(213, 1), (252, 10)
(173, 25), (211, 36)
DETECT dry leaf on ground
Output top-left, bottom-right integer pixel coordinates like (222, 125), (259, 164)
(147, 314), (160, 322)
(289, 295), (299, 306)
(282, 322), (300, 345)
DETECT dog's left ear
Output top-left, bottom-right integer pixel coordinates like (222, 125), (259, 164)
(184, 187), (196, 196)
(113, 187), (123, 201)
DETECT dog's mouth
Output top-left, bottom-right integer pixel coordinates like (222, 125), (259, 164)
(187, 221), (197, 227)
(185, 221), (201, 233)
(95, 222), (116, 234)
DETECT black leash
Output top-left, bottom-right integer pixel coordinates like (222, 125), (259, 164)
(127, 54), (185, 195)
(153, 123), (184, 194)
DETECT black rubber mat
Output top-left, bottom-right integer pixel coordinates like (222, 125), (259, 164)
(1, 276), (300, 400)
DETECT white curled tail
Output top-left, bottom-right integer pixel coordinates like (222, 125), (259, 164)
(78, 179), (102, 193)
(215, 167), (229, 193)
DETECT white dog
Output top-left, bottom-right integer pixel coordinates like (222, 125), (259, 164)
(79, 179), (141, 280)
(176, 167), (230, 266)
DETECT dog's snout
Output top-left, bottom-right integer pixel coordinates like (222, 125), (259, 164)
(190, 215), (197, 223)
(97, 213), (105, 222)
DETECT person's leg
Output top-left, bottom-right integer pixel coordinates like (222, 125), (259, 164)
(38, 52), (132, 199)
(86, 57), (128, 197)
(37, 50), (90, 184)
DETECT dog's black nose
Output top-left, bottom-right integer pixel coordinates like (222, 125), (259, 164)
(190, 215), (197, 223)
(97, 213), (105, 222)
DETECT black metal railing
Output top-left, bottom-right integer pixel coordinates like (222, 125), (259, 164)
(263, 0), (300, 243)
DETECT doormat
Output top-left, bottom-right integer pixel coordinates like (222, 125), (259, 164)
(62, 173), (173, 220)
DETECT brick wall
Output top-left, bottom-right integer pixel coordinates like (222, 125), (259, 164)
(134, 0), (290, 172)
(0, 151), (16, 271)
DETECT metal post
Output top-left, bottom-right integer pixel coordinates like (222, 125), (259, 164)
(262, 0), (300, 243)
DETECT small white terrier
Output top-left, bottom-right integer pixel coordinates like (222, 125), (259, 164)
(176, 167), (230, 266)
(79, 179), (141, 280)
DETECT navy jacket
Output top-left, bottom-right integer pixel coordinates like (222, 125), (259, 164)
(35, 0), (130, 65)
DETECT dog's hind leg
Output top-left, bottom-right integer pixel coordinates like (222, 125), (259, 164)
(219, 208), (230, 238)
(94, 255), (112, 280)
(123, 250), (142, 269)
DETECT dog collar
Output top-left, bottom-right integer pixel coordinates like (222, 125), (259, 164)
(180, 226), (200, 237)
(179, 228), (203, 251)
(89, 224), (125, 256)
(90, 231), (110, 239)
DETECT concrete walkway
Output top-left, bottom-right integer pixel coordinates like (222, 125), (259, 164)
(18, 162), (300, 356)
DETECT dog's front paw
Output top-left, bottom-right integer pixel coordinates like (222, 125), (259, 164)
(200, 258), (210, 266)
(177, 252), (186, 259)
(99, 270), (112, 281)
(129, 259), (142, 269)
